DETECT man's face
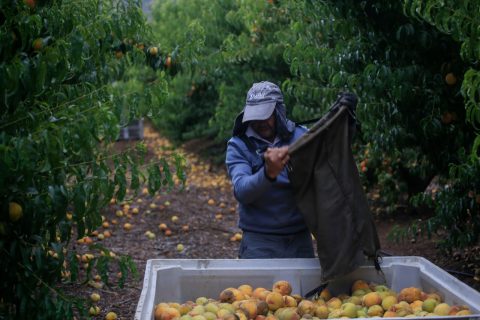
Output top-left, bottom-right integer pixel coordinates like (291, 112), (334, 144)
(251, 113), (276, 142)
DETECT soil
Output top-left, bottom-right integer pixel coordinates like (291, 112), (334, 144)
(61, 120), (479, 319)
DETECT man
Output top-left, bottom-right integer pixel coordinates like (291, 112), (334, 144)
(225, 81), (315, 258)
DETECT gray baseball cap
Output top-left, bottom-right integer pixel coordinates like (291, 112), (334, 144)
(242, 81), (284, 123)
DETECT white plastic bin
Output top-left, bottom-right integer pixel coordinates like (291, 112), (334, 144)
(135, 256), (480, 320)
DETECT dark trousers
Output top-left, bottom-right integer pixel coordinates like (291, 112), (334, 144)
(239, 229), (315, 259)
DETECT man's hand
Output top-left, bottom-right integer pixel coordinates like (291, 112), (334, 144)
(264, 146), (290, 180)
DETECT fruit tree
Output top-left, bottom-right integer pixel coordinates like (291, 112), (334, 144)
(0, 0), (186, 318)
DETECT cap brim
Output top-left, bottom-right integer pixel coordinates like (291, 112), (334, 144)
(242, 102), (276, 123)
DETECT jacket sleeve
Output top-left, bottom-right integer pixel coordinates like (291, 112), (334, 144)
(225, 139), (273, 204)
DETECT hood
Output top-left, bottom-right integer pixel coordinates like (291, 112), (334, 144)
(233, 81), (295, 140)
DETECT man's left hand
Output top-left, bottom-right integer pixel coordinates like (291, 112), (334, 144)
(338, 92), (358, 113)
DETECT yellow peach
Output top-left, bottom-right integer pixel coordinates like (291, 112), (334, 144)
(265, 291), (284, 311)
(367, 305), (384, 317)
(283, 295), (297, 308)
(362, 292), (382, 308)
(272, 280), (293, 296)
(314, 304), (329, 318)
(381, 295), (397, 311)
(383, 310), (397, 317)
(397, 287), (422, 303)
(351, 280), (370, 293)
(238, 284), (254, 296)
(240, 300), (258, 319)
(326, 297), (342, 310)
(433, 303), (451, 316)
(297, 300), (316, 316)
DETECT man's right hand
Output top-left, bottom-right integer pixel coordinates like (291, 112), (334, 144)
(264, 146), (289, 180)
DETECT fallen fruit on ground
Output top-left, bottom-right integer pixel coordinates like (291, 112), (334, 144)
(230, 232), (242, 242)
(105, 311), (118, 319)
(89, 306), (100, 316)
(145, 231), (156, 239)
(90, 292), (101, 302)
(159, 223), (168, 230)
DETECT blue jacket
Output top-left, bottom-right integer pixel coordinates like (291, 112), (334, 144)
(226, 125), (309, 235)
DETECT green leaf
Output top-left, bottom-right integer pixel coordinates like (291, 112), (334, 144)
(147, 164), (162, 195)
(130, 163), (140, 191)
(471, 135), (480, 161)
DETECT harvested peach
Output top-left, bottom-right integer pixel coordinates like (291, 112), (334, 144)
(252, 288), (269, 301)
(433, 303), (451, 316)
(283, 295), (297, 308)
(382, 295), (397, 311)
(256, 300), (269, 316)
(238, 284), (253, 296)
(158, 307), (181, 320)
(326, 297), (342, 310)
(272, 280), (292, 296)
(398, 287), (422, 303)
(314, 304), (329, 318)
(219, 288), (241, 303)
(351, 279), (369, 292)
(367, 304), (384, 317)
(362, 291), (382, 307)
(297, 299), (316, 316)
(239, 300), (258, 319)
(265, 291), (284, 311)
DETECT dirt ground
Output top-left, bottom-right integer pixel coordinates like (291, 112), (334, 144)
(62, 121), (479, 319)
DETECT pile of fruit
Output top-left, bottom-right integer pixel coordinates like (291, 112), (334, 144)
(153, 280), (474, 319)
